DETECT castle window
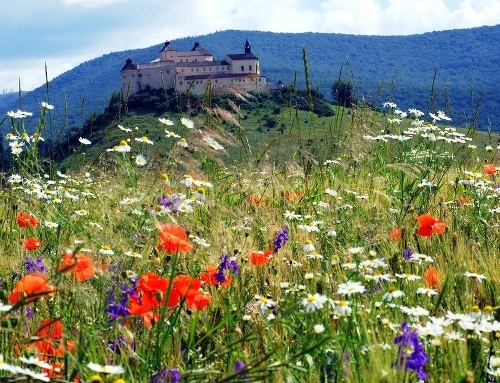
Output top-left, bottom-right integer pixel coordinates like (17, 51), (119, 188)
(180, 81), (183, 85)
(138, 74), (142, 77)
(215, 80), (218, 83)
(122, 75), (126, 79)
(249, 65), (252, 71)
(241, 66), (244, 71)
(203, 68), (206, 71)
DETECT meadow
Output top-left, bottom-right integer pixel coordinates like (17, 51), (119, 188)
(1, 92), (500, 383)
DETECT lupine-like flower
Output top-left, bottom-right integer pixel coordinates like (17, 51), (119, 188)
(273, 226), (289, 253)
(393, 322), (429, 380)
(25, 256), (47, 274)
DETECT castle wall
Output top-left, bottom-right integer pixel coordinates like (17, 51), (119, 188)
(122, 62), (176, 97)
(121, 40), (267, 98)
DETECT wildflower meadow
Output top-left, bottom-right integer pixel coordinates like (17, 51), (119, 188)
(1, 93), (500, 383)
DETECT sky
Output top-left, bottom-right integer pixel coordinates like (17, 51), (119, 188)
(2, 0), (499, 93)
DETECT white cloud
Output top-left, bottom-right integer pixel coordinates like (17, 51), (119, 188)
(58, 0), (126, 8)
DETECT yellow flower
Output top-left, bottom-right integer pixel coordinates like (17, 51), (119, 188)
(90, 375), (103, 383)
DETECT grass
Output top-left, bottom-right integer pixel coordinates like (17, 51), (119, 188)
(1, 93), (500, 383)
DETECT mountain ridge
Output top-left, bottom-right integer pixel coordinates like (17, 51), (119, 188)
(0, 25), (498, 133)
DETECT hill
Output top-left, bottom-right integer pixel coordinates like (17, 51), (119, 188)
(0, 26), (498, 134)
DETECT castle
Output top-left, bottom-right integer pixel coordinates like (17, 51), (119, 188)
(120, 39), (268, 97)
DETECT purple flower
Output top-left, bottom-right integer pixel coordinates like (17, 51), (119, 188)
(158, 195), (182, 215)
(105, 279), (137, 322)
(402, 247), (413, 261)
(219, 254), (239, 275)
(393, 321), (429, 380)
(151, 367), (182, 383)
(25, 256), (46, 274)
(273, 226), (289, 253)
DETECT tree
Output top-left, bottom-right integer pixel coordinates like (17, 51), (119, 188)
(331, 79), (355, 107)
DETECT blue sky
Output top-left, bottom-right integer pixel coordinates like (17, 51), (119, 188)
(2, 0), (499, 92)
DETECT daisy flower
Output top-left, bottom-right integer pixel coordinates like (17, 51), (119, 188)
(301, 293), (328, 312)
(159, 117), (174, 125)
(464, 271), (486, 283)
(135, 154), (147, 166)
(118, 125), (132, 132)
(330, 300), (352, 316)
(181, 117), (194, 129)
(79, 137), (91, 145)
(313, 324), (325, 334)
(135, 136), (153, 145)
(337, 281), (366, 296)
(383, 286), (405, 301)
(87, 362), (125, 374)
(99, 246), (114, 256)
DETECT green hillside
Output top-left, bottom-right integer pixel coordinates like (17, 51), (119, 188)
(0, 26), (498, 136)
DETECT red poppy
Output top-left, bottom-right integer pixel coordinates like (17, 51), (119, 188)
(246, 196), (266, 207)
(17, 212), (38, 228)
(156, 223), (194, 253)
(30, 319), (74, 360)
(417, 214), (446, 237)
(36, 319), (64, 339)
(250, 249), (273, 265)
(389, 228), (402, 241)
(129, 272), (172, 313)
(186, 290), (211, 310)
(284, 191), (304, 202)
(58, 253), (97, 282)
(484, 163), (497, 175)
(8, 273), (55, 304)
(423, 267), (442, 290)
(21, 237), (43, 251)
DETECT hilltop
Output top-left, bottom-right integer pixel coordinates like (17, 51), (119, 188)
(0, 26), (498, 135)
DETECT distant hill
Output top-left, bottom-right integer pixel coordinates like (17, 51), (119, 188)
(0, 26), (498, 133)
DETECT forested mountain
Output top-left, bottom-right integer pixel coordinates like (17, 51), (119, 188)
(1, 26), (498, 133)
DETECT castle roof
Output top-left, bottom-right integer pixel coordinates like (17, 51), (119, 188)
(120, 58), (137, 71)
(226, 53), (258, 60)
(175, 60), (229, 67)
(159, 41), (176, 53)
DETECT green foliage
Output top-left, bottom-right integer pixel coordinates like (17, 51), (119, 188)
(332, 79), (356, 107)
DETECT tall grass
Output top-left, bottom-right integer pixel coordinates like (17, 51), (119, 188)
(1, 78), (500, 383)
